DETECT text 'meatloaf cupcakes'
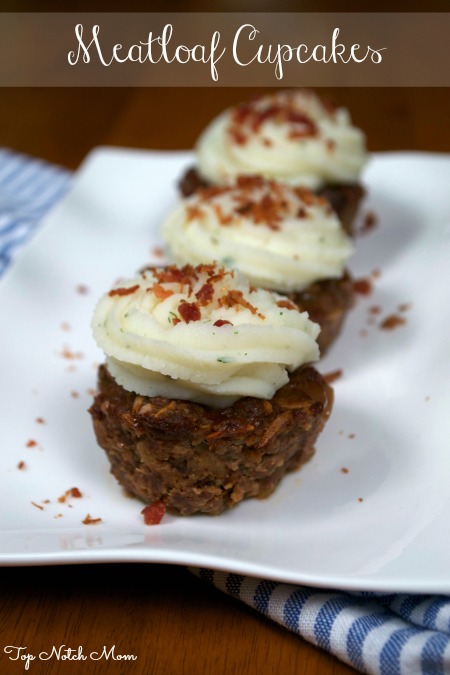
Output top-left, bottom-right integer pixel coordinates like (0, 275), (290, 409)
(179, 89), (368, 234)
(164, 176), (355, 354)
(89, 263), (333, 516)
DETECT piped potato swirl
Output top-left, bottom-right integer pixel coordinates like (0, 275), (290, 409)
(196, 89), (368, 189)
(92, 264), (320, 408)
(163, 176), (354, 293)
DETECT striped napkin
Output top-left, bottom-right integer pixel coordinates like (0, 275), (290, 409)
(1, 147), (450, 675)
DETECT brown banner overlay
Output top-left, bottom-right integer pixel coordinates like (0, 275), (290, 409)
(0, 13), (448, 87)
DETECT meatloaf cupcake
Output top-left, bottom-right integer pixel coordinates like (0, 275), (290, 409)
(179, 89), (368, 235)
(164, 176), (354, 354)
(89, 263), (333, 516)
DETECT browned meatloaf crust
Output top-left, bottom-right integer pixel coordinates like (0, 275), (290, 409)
(178, 167), (364, 236)
(287, 271), (354, 355)
(89, 364), (333, 516)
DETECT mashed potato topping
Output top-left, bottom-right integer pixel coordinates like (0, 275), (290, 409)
(196, 89), (367, 189)
(92, 263), (320, 407)
(163, 176), (354, 292)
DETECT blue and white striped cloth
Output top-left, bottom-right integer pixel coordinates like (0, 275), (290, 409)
(0, 148), (71, 275)
(1, 148), (450, 675)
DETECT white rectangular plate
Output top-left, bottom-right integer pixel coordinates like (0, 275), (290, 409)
(1, 148), (450, 593)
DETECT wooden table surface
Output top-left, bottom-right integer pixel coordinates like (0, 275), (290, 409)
(1, 66), (449, 675)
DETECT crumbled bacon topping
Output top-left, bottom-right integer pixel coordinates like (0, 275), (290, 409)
(276, 299), (298, 310)
(137, 264), (267, 326)
(192, 175), (328, 231)
(178, 300), (201, 323)
(186, 204), (204, 220)
(109, 284), (140, 297)
(227, 92), (321, 146)
(82, 514), (102, 525)
(219, 290), (265, 319)
(141, 501), (166, 525)
(152, 264), (199, 286)
(213, 319), (233, 327)
(353, 278), (373, 296)
(195, 282), (214, 306)
(58, 487), (83, 503)
(60, 346), (84, 360)
(380, 314), (406, 330)
(151, 283), (174, 300)
(358, 210), (378, 235)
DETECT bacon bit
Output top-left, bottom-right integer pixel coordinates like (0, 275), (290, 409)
(60, 321), (71, 331)
(26, 439), (37, 448)
(17, 461), (26, 470)
(324, 369), (343, 384)
(61, 346), (84, 360)
(213, 319), (233, 327)
(262, 137), (273, 147)
(178, 300), (201, 323)
(368, 305), (382, 315)
(228, 95), (318, 146)
(154, 264), (200, 287)
(228, 127), (247, 145)
(348, 433), (355, 439)
(82, 514), (102, 525)
(236, 175), (265, 190)
(287, 116), (317, 140)
(186, 203), (205, 220)
(359, 211), (378, 235)
(380, 314), (406, 330)
(353, 278), (372, 296)
(220, 290), (264, 318)
(151, 283), (174, 300)
(213, 202), (234, 225)
(371, 268), (381, 279)
(35, 417), (45, 424)
(141, 501), (166, 525)
(42, 499), (51, 504)
(58, 487), (83, 503)
(358, 497), (364, 503)
(340, 467), (349, 474)
(151, 245), (166, 258)
(71, 390), (79, 399)
(31, 501), (44, 510)
(76, 284), (89, 295)
(276, 299), (298, 310)
(109, 284), (140, 297)
(195, 282), (214, 306)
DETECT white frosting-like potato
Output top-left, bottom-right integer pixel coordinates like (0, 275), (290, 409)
(196, 89), (368, 189)
(163, 176), (354, 292)
(92, 264), (320, 407)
